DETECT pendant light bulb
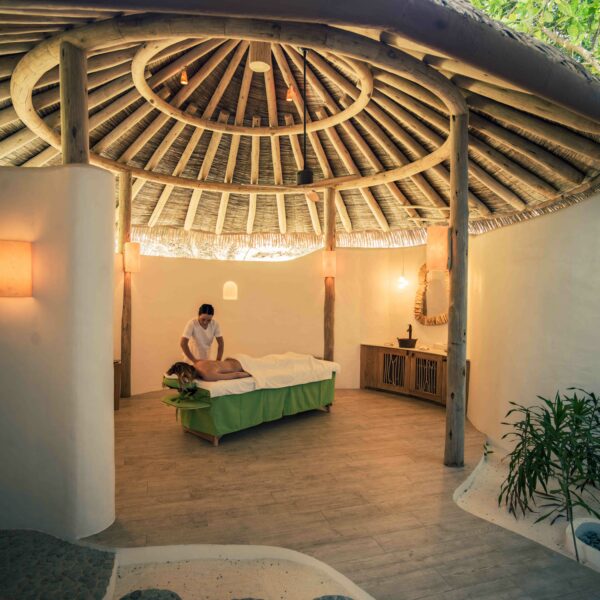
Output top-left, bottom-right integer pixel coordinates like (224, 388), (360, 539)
(180, 67), (189, 86)
(397, 275), (409, 290)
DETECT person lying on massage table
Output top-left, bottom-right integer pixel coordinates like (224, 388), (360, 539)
(168, 359), (250, 384)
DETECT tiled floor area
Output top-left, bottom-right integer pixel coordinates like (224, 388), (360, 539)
(88, 389), (600, 600)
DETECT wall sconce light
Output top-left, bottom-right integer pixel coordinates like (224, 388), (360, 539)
(322, 250), (336, 278)
(426, 226), (450, 271)
(123, 242), (141, 273)
(0, 240), (32, 297)
(223, 280), (238, 300)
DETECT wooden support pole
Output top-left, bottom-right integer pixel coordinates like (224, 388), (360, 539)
(118, 170), (132, 398)
(59, 40), (89, 164)
(324, 187), (336, 362)
(444, 113), (469, 468)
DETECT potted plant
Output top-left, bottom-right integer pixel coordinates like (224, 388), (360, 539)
(498, 388), (600, 562)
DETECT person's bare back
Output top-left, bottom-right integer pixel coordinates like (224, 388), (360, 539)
(193, 358), (250, 382)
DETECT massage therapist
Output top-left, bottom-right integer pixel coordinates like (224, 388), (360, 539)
(180, 303), (224, 363)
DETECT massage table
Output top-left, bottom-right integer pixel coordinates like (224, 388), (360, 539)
(162, 353), (339, 446)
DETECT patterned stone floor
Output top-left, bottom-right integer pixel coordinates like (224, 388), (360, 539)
(0, 530), (114, 600)
(88, 389), (600, 600)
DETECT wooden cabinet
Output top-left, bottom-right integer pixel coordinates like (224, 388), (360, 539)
(360, 345), (469, 406)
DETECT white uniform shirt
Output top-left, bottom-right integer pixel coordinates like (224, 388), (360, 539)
(182, 318), (222, 360)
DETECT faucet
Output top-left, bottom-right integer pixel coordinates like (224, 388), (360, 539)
(407, 324), (413, 339)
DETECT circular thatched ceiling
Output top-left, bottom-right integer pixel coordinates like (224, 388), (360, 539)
(1, 1), (599, 250)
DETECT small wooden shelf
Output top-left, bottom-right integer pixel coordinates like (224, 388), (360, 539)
(360, 344), (469, 405)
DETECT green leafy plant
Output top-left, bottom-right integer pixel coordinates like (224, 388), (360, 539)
(498, 389), (600, 561)
(470, 0), (600, 75)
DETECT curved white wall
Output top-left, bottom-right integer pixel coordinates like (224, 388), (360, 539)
(0, 166), (115, 539)
(467, 196), (600, 443)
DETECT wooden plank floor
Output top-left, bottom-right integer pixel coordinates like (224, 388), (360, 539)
(87, 389), (600, 600)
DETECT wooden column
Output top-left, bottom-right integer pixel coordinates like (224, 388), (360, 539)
(444, 113), (469, 467)
(59, 40), (89, 164)
(324, 187), (336, 362)
(118, 170), (132, 398)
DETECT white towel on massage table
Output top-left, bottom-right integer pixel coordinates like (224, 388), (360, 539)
(232, 352), (340, 390)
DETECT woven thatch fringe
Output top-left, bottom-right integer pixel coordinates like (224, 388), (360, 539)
(129, 188), (596, 261)
(130, 226), (428, 261)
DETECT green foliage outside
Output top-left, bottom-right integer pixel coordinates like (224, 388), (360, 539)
(470, 0), (600, 75)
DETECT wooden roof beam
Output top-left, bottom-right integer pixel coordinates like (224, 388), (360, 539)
(284, 113), (322, 235)
(376, 83), (558, 201)
(246, 115), (261, 235)
(263, 44), (286, 235)
(216, 57), (254, 235)
(373, 69), (584, 185)
(181, 110), (230, 231)
(466, 94), (600, 168)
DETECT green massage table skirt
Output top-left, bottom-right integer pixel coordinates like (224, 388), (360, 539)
(162, 374), (335, 442)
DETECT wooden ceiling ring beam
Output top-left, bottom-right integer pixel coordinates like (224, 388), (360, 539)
(246, 115), (261, 235)
(216, 58), (254, 236)
(308, 49), (490, 216)
(376, 83), (559, 200)
(0, 25), (65, 35)
(131, 104), (198, 200)
(0, 34), (46, 44)
(373, 69), (584, 186)
(466, 94), (600, 168)
(0, 15), (89, 24)
(263, 45), (286, 235)
(9, 18), (453, 195)
(284, 113), (322, 235)
(131, 38), (374, 138)
(453, 75), (600, 135)
(271, 45), (358, 232)
(182, 110), (230, 231)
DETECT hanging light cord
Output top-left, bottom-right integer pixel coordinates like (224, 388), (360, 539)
(302, 48), (307, 168)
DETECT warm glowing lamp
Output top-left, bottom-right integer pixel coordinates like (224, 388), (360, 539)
(0, 240), (32, 297)
(322, 250), (336, 278)
(397, 275), (409, 290)
(123, 242), (141, 273)
(306, 189), (320, 202)
(426, 226), (449, 271)
(223, 280), (238, 300)
(180, 67), (189, 86)
(286, 85), (296, 102)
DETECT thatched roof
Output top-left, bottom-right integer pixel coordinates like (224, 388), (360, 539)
(0, 0), (599, 251)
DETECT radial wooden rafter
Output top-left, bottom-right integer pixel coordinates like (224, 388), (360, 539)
(0, 9), (597, 236)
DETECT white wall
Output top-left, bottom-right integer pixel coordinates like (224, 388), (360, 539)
(467, 196), (600, 443)
(0, 166), (115, 540)
(113, 244), (452, 394)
